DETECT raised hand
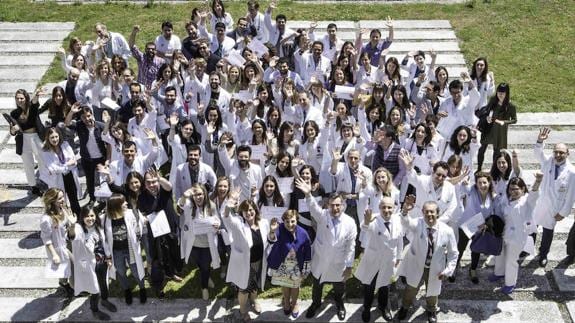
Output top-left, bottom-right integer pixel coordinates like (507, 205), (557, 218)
(270, 217), (279, 232)
(143, 128), (156, 140)
(398, 149), (414, 171)
(295, 178), (312, 196)
(169, 113), (179, 127)
(402, 194), (416, 213)
(538, 127), (550, 142)
(332, 148), (342, 161)
(364, 209), (374, 224)
(102, 110), (111, 124)
(385, 16), (393, 28)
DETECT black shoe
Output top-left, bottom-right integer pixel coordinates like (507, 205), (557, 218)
(448, 275), (456, 283)
(538, 256), (548, 267)
(59, 282), (74, 298)
(31, 186), (42, 196)
(427, 310), (437, 323)
(469, 269), (479, 284)
(519, 251), (529, 260)
(305, 302), (320, 318)
(124, 289), (132, 305)
(396, 307), (409, 321)
(381, 307), (392, 321)
(361, 308), (370, 322)
(92, 310), (111, 321)
(100, 299), (117, 312)
(565, 255), (575, 264)
(336, 305), (346, 321)
(139, 288), (147, 304)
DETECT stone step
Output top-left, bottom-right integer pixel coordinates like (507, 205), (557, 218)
(0, 67), (50, 81)
(0, 31), (73, 42)
(287, 20), (453, 31)
(553, 268), (575, 292)
(0, 266), (59, 288)
(0, 42), (62, 55)
(0, 22), (75, 32)
(0, 81), (37, 97)
(0, 238), (45, 259)
(0, 55), (55, 67)
(0, 213), (44, 231)
(338, 30), (457, 42)
(0, 297), (64, 322)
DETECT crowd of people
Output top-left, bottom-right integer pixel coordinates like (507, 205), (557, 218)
(6, 0), (575, 322)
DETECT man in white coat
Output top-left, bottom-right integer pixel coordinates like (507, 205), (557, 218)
(355, 197), (403, 322)
(396, 198), (458, 323)
(436, 79), (479, 138)
(108, 133), (158, 186)
(399, 150), (457, 226)
(296, 179), (357, 321)
(174, 144), (217, 200)
(532, 127), (575, 267)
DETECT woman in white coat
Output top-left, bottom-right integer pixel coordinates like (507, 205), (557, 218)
(103, 194), (147, 305)
(490, 174), (542, 294)
(40, 127), (82, 216)
(40, 188), (76, 297)
(177, 183), (221, 300)
(355, 197), (403, 322)
(223, 193), (271, 322)
(70, 206), (117, 320)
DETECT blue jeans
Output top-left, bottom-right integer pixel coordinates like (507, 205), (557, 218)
(113, 248), (145, 290)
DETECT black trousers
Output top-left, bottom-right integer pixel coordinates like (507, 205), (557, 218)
(62, 172), (81, 216)
(477, 143), (501, 172)
(311, 275), (345, 308)
(363, 273), (389, 310)
(90, 260), (110, 311)
(538, 227), (554, 258)
(567, 222), (575, 257)
(81, 157), (105, 201)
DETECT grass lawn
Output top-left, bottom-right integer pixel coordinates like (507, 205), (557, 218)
(0, 0), (573, 112)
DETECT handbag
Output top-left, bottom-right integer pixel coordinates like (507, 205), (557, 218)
(470, 229), (503, 256)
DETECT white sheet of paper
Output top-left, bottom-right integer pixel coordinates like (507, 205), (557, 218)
(226, 50), (246, 67)
(260, 206), (287, 223)
(247, 39), (269, 58)
(100, 97), (120, 111)
(277, 177), (294, 194)
(45, 260), (69, 279)
(523, 236), (535, 254)
(460, 212), (485, 238)
(250, 144), (267, 161)
(334, 85), (355, 100)
(233, 90), (254, 104)
(298, 196), (322, 213)
(149, 210), (171, 238)
(193, 216), (218, 235)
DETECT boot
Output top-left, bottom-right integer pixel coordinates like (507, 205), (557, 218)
(124, 289), (133, 305)
(139, 288), (147, 304)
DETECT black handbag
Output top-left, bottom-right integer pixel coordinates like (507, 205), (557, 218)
(470, 215), (504, 256)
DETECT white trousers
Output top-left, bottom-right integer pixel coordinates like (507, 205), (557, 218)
(494, 241), (523, 286)
(21, 133), (43, 187)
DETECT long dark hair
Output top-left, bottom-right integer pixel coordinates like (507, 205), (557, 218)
(487, 83), (511, 110)
(79, 206), (103, 233)
(490, 151), (513, 181)
(470, 57), (488, 82)
(47, 86), (70, 120)
(257, 175), (285, 208)
(178, 119), (202, 144)
(448, 125), (472, 154)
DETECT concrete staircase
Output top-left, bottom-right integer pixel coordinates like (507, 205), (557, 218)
(0, 21), (574, 322)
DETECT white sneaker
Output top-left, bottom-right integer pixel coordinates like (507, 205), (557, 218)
(486, 255), (495, 267)
(202, 288), (209, 300)
(208, 278), (215, 288)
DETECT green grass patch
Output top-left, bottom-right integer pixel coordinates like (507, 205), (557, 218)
(0, 0), (572, 112)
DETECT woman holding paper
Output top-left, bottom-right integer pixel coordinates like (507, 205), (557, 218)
(289, 165), (326, 242)
(40, 188), (76, 297)
(88, 59), (121, 118)
(256, 175), (286, 208)
(103, 194), (147, 304)
(267, 210), (312, 318)
(455, 172), (497, 284)
(178, 183), (221, 300)
(223, 194), (271, 322)
(490, 174), (542, 294)
(40, 127), (82, 217)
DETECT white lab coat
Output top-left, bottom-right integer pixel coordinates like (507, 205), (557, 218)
(102, 210), (145, 281)
(71, 224), (110, 296)
(307, 195), (357, 283)
(173, 161), (217, 200)
(407, 169), (458, 226)
(532, 142), (575, 229)
(40, 214), (72, 279)
(436, 86), (479, 138)
(179, 199), (221, 267)
(40, 142), (83, 201)
(355, 213), (403, 289)
(222, 214), (271, 290)
(397, 216), (458, 297)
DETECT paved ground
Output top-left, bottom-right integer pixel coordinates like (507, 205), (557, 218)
(0, 21), (574, 322)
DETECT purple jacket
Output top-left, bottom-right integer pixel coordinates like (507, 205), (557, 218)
(267, 223), (312, 271)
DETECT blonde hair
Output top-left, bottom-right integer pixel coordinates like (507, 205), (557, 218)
(281, 209), (299, 221)
(42, 188), (65, 224)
